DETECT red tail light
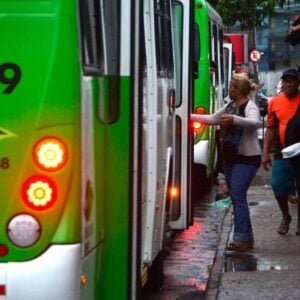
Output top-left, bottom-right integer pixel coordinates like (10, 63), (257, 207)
(0, 244), (8, 257)
(193, 106), (206, 130)
(22, 175), (57, 210)
(192, 121), (202, 130)
(0, 285), (5, 296)
(33, 137), (68, 172)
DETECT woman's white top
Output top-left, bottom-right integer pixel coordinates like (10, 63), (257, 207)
(191, 100), (262, 156)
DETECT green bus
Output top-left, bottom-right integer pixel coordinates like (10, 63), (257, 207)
(192, 0), (232, 192)
(0, 0), (194, 299)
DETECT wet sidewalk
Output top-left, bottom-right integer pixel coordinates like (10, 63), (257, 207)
(160, 197), (230, 299)
(144, 181), (231, 299)
(206, 167), (300, 300)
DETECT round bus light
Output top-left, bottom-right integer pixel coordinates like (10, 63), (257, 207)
(196, 2), (203, 9)
(192, 121), (202, 130)
(7, 214), (41, 247)
(195, 106), (206, 115)
(33, 138), (67, 171)
(193, 107), (206, 130)
(169, 186), (179, 198)
(22, 176), (57, 210)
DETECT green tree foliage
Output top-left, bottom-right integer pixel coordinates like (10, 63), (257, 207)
(207, 0), (289, 30)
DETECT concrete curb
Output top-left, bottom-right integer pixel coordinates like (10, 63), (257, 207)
(205, 206), (233, 300)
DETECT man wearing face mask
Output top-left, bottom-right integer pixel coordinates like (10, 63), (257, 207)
(262, 68), (300, 235)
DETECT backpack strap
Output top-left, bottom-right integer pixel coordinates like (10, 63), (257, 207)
(285, 102), (300, 147)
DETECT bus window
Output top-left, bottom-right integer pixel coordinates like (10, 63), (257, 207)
(219, 29), (224, 77)
(79, 0), (104, 76)
(154, 0), (174, 77)
(223, 47), (229, 97)
(103, 0), (120, 77)
(218, 29), (226, 97)
(79, 0), (120, 124)
(102, 0), (120, 124)
(209, 21), (212, 61)
(193, 23), (200, 79)
(213, 23), (218, 84)
(172, 1), (183, 106)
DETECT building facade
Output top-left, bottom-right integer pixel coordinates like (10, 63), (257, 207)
(256, 1), (300, 95)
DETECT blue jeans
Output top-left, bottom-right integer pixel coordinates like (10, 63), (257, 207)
(224, 162), (259, 241)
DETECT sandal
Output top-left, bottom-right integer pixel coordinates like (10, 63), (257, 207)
(277, 215), (292, 235)
(227, 240), (254, 251)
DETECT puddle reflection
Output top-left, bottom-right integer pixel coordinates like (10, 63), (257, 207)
(223, 253), (287, 272)
(223, 253), (257, 272)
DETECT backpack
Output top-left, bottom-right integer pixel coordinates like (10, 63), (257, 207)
(285, 104), (300, 146)
(285, 104), (300, 162)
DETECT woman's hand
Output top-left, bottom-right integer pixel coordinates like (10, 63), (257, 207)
(220, 114), (234, 126)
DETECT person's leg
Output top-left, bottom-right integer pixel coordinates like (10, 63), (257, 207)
(223, 161), (233, 191)
(271, 159), (294, 234)
(275, 195), (292, 234)
(228, 163), (258, 244)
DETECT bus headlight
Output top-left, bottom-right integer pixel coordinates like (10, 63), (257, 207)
(7, 214), (41, 247)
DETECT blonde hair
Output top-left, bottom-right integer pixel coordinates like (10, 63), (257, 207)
(230, 74), (256, 96)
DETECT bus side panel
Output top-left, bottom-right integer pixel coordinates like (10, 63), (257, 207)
(0, 1), (83, 299)
(100, 76), (131, 300)
(0, 1), (82, 260)
(193, 0), (211, 168)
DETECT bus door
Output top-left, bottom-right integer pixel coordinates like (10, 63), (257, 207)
(169, 0), (193, 229)
(140, 0), (176, 290)
(80, 1), (129, 299)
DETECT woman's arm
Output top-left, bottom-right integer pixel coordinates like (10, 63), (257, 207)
(233, 102), (260, 129)
(190, 105), (228, 125)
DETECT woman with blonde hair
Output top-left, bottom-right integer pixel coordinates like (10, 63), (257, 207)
(191, 74), (261, 251)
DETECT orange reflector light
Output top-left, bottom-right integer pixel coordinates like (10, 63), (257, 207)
(22, 176), (57, 210)
(170, 187), (179, 198)
(195, 107), (206, 115)
(33, 138), (67, 171)
(81, 275), (87, 286)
